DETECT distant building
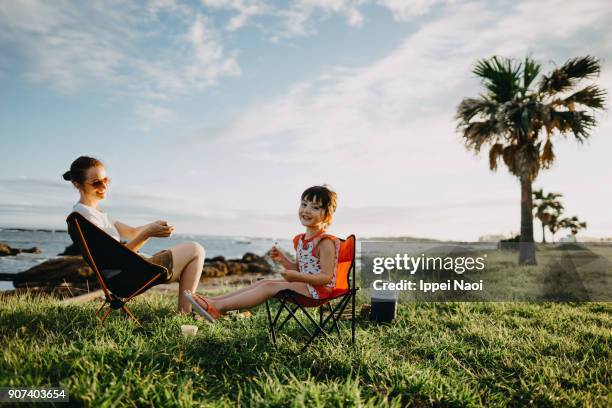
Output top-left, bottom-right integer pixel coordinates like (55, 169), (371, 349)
(576, 236), (612, 242)
(559, 234), (577, 243)
(478, 234), (511, 242)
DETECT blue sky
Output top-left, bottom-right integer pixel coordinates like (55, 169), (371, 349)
(0, 0), (611, 240)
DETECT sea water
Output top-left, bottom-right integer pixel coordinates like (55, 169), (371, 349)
(0, 228), (292, 291)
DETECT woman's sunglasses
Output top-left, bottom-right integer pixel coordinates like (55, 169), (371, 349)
(87, 177), (111, 188)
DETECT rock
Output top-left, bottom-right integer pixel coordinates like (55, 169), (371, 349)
(58, 242), (81, 256)
(0, 242), (41, 257)
(0, 243), (13, 256)
(12, 256), (95, 289)
(244, 262), (269, 274)
(227, 261), (247, 275)
(11, 251), (275, 298)
(241, 252), (258, 263)
(202, 261), (229, 277)
(202, 253), (272, 278)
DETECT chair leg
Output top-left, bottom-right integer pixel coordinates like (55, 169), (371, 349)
(277, 305), (300, 331)
(327, 303), (341, 336)
(100, 308), (112, 324)
(351, 291), (356, 346)
(268, 298), (314, 345)
(121, 306), (141, 326)
(303, 294), (351, 351)
(284, 303), (314, 338)
(297, 302), (335, 353)
(265, 300), (277, 346)
(96, 301), (107, 316)
(319, 306), (324, 326)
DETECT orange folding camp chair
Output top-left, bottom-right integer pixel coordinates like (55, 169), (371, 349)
(265, 234), (358, 352)
(66, 212), (170, 325)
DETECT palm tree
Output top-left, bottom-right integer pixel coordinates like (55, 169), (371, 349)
(456, 56), (606, 265)
(548, 214), (563, 243)
(532, 189), (564, 243)
(561, 216), (587, 237)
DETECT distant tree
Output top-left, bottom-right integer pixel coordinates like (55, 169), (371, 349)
(548, 214), (563, 243)
(561, 216), (587, 237)
(457, 55), (606, 264)
(533, 189), (564, 243)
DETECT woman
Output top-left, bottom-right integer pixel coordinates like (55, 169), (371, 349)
(63, 156), (205, 315)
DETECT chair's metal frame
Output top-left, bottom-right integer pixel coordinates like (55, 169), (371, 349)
(68, 214), (164, 326)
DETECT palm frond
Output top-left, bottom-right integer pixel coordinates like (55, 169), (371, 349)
(541, 139), (555, 168)
(456, 97), (498, 122)
(560, 216), (587, 234)
(503, 144), (540, 180)
(488, 143), (504, 170)
(533, 188), (544, 200)
(550, 110), (596, 142)
(473, 56), (521, 103)
(462, 120), (499, 151)
(562, 85), (607, 110)
(502, 145), (519, 174)
(523, 57), (541, 91)
(539, 56), (601, 94)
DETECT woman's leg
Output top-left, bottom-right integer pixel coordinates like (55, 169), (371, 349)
(169, 242), (205, 313)
(206, 280), (311, 313)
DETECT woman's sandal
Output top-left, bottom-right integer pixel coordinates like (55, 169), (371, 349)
(183, 290), (221, 323)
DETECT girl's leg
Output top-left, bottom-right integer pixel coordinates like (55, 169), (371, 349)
(208, 280), (311, 313)
(169, 242), (205, 313)
(209, 279), (266, 301)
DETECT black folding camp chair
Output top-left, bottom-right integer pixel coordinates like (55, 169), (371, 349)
(265, 235), (358, 352)
(66, 212), (170, 325)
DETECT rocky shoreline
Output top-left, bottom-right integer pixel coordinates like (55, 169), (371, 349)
(1, 241), (276, 300)
(0, 242), (40, 257)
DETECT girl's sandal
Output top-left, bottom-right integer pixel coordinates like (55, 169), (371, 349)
(183, 290), (221, 323)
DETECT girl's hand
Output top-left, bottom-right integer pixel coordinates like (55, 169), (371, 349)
(269, 246), (288, 264)
(280, 269), (300, 282)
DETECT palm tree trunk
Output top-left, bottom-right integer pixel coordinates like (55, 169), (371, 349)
(519, 178), (537, 265)
(542, 224), (547, 243)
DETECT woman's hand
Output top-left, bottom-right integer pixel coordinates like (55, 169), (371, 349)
(145, 221), (174, 238)
(280, 269), (301, 282)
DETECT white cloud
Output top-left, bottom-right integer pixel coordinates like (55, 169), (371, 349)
(134, 103), (178, 129)
(197, 0), (441, 38)
(186, 13), (241, 80)
(272, 0), (365, 39)
(376, 0), (447, 21)
(190, 0), (612, 238)
(201, 0), (268, 31)
(0, 1), (240, 96)
(2, 0), (611, 239)
(209, 0), (611, 160)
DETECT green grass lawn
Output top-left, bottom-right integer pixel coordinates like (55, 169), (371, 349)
(1, 294), (610, 407)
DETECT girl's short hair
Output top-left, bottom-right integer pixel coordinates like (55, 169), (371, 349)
(62, 156), (103, 185)
(301, 185), (338, 227)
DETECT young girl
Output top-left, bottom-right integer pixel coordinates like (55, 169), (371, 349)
(185, 185), (340, 323)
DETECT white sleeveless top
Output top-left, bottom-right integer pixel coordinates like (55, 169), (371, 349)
(73, 203), (121, 242)
(295, 233), (340, 299)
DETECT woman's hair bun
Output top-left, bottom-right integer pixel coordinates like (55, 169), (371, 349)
(63, 156), (102, 185)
